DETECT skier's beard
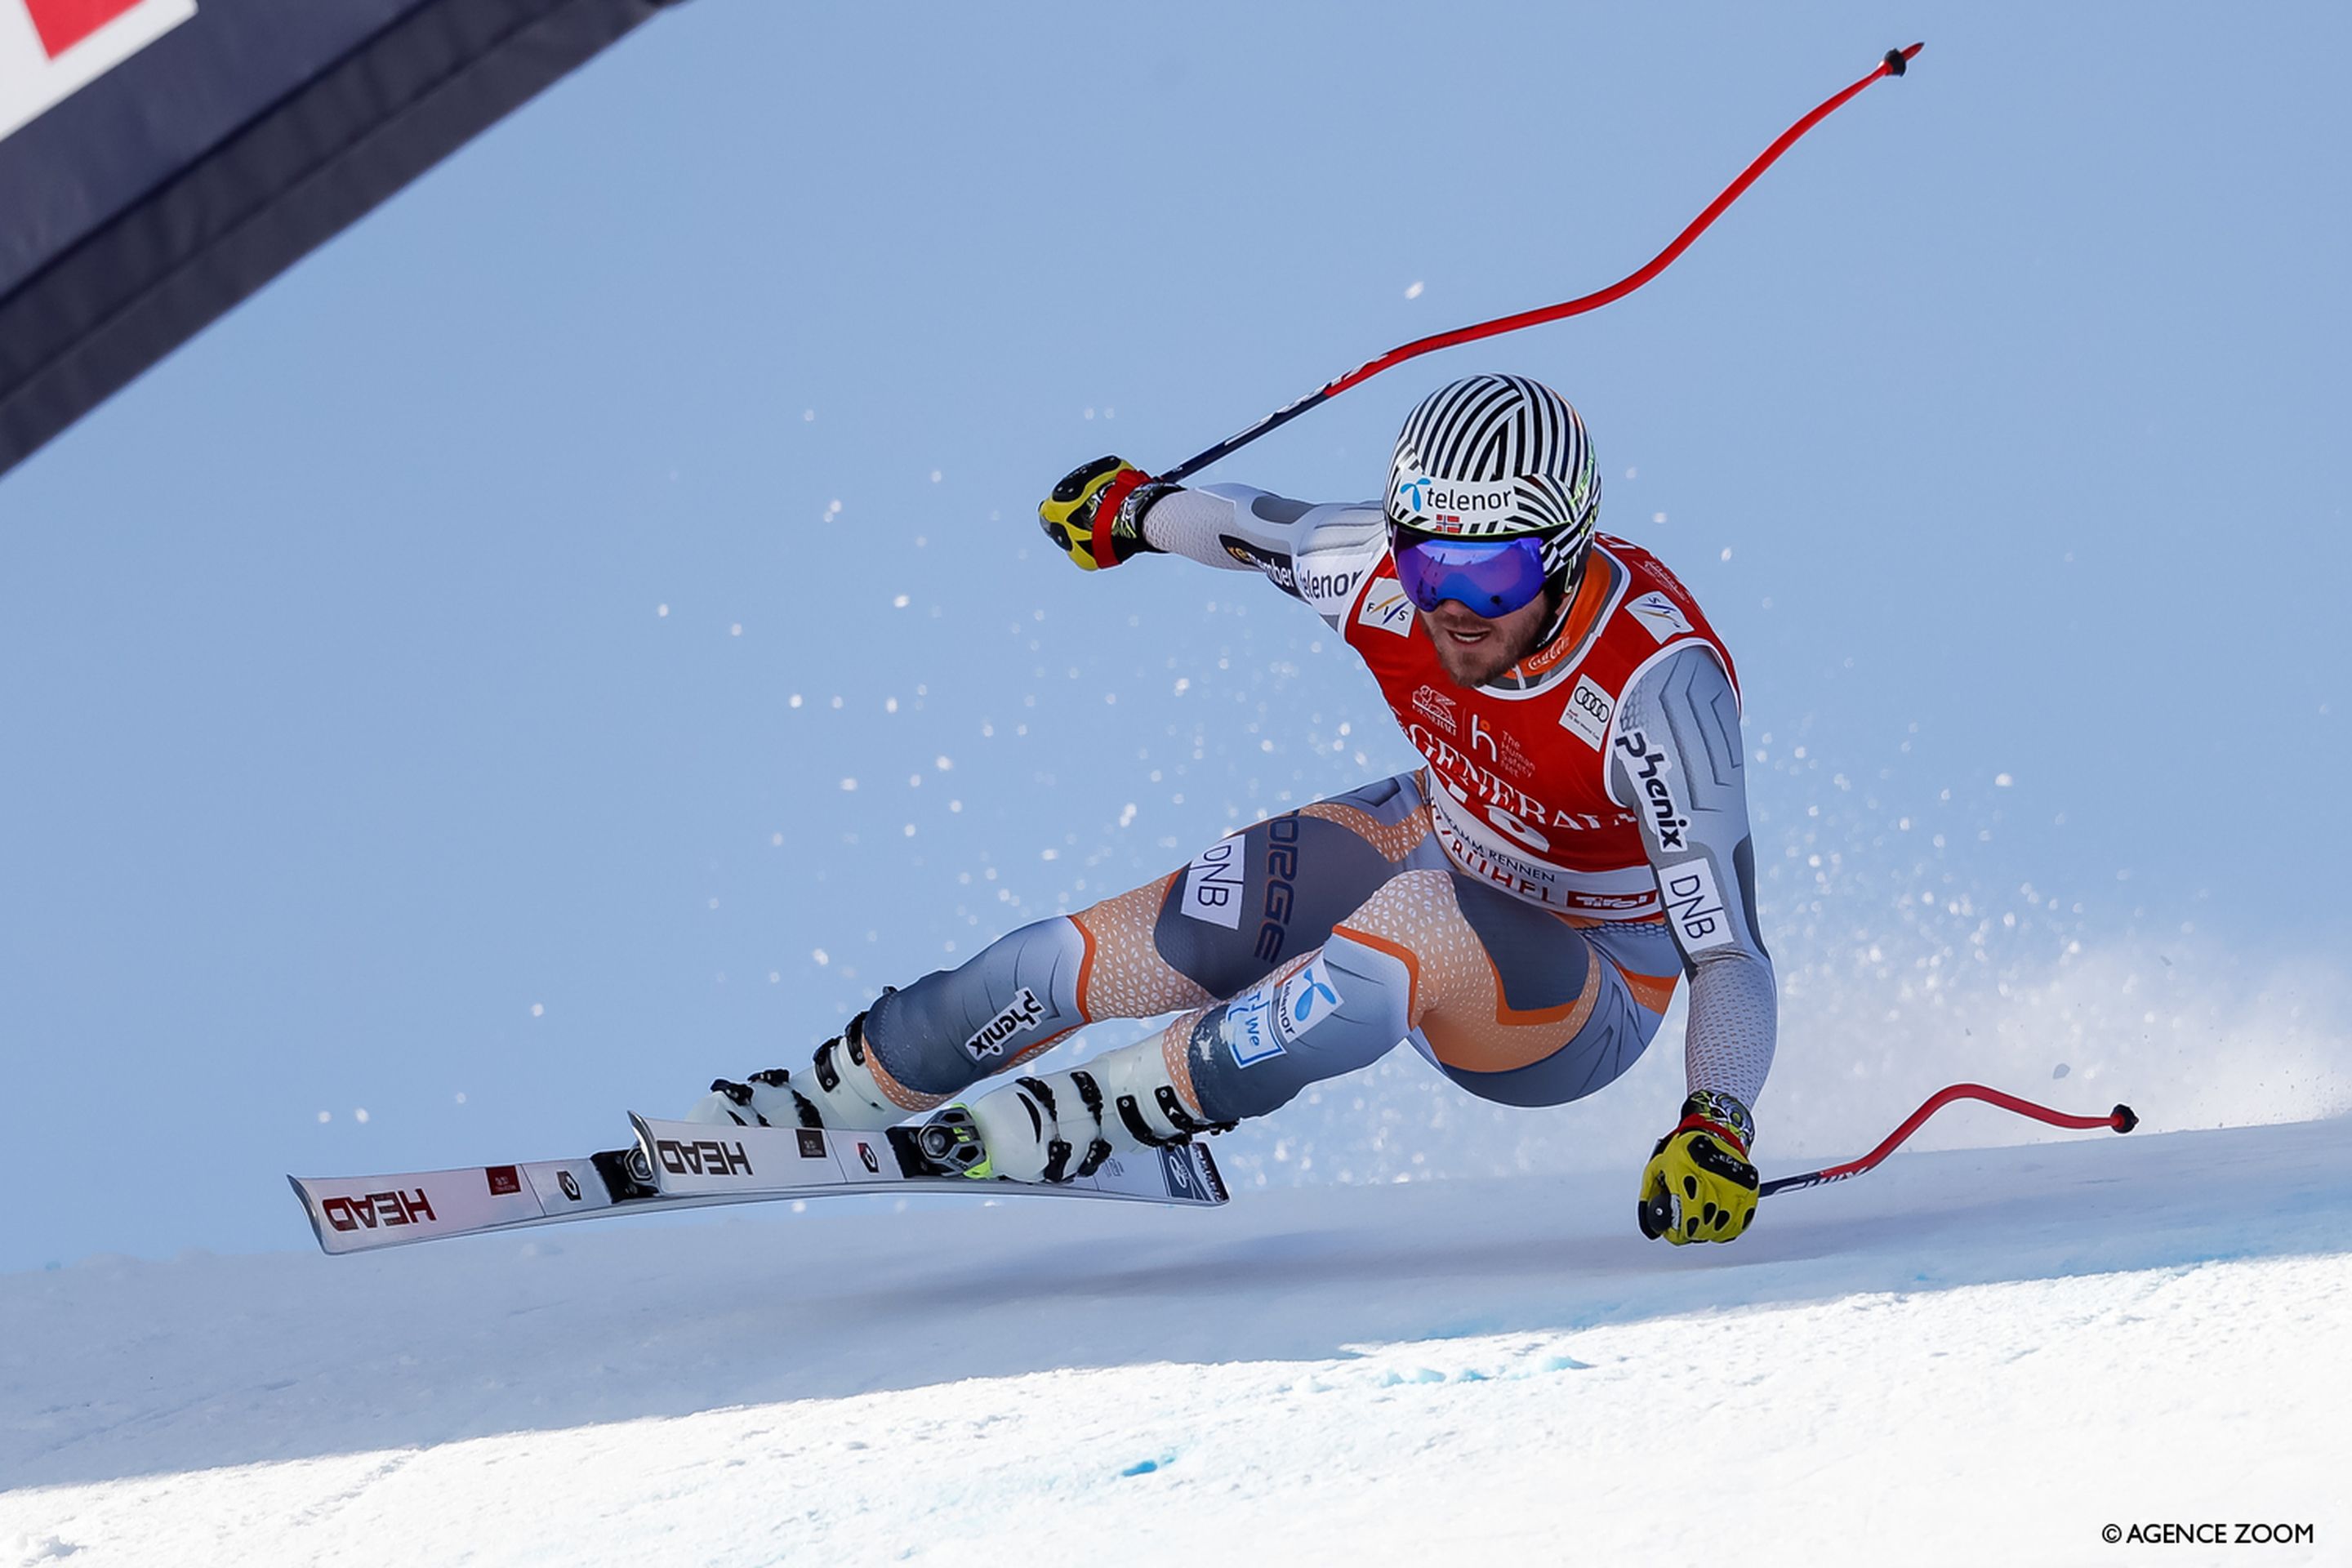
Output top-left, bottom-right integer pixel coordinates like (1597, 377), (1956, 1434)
(1419, 587), (1561, 689)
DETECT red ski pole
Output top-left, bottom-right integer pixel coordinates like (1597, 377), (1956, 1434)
(1160, 43), (1925, 485)
(1760, 1083), (2139, 1198)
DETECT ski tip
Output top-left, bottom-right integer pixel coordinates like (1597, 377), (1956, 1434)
(2110, 1103), (2140, 1135)
(284, 1174), (332, 1254)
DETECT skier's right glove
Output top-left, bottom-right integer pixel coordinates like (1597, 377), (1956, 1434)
(1038, 457), (1174, 571)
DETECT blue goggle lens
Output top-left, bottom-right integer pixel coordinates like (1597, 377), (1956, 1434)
(1392, 534), (1550, 617)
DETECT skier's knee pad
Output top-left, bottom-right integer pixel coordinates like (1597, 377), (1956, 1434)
(1321, 867), (1659, 1107)
(862, 917), (1090, 1097)
(1178, 928), (1419, 1125)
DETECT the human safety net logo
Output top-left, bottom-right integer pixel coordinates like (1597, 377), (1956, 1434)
(1221, 955), (1344, 1068)
(2, 0), (195, 144)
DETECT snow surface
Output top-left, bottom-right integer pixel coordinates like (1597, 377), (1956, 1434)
(6, 1117), (2348, 1566)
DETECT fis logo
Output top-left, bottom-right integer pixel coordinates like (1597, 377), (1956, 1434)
(963, 987), (1047, 1062)
(1613, 729), (1690, 853)
(1356, 580), (1415, 637)
(1627, 590), (1695, 644)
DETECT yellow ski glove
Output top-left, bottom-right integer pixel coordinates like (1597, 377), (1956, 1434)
(1038, 456), (1171, 571)
(1638, 1091), (1761, 1245)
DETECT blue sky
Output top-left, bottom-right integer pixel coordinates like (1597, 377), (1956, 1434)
(3, 2), (2346, 1269)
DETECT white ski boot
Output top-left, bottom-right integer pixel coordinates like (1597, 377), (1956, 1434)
(688, 1000), (904, 1132)
(953, 1034), (1232, 1183)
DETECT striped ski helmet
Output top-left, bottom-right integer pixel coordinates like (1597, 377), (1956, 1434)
(1384, 373), (1602, 622)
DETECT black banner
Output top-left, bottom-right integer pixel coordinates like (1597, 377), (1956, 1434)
(0, 0), (677, 481)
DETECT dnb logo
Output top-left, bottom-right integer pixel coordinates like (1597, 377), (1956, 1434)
(1158, 1146), (1196, 1199)
(1, 1), (198, 143)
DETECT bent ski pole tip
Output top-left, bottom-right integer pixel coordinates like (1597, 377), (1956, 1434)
(2111, 1103), (2140, 1134)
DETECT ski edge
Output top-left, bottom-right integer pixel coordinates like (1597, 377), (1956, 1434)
(290, 1117), (1229, 1256)
(286, 1165), (813, 1255)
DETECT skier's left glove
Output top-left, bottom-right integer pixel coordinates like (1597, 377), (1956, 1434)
(1637, 1091), (1760, 1245)
(1038, 457), (1175, 571)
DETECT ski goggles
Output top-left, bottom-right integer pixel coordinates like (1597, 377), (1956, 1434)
(1390, 531), (1550, 617)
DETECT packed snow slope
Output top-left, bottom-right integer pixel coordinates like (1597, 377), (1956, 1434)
(4, 1116), (2348, 1566)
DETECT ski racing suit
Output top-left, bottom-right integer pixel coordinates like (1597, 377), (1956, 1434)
(844, 484), (1775, 1136)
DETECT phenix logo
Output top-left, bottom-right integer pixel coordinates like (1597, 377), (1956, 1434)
(1613, 728), (1690, 852)
(963, 987), (1047, 1062)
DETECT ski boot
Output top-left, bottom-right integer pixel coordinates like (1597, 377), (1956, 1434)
(927, 1034), (1232, 1183)
(688, 996), (904, 1132)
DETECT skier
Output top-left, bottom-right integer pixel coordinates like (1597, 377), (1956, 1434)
(693, 373), (1774, 1245)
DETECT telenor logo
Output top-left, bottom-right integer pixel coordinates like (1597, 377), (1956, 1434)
(1394, 472), (1517, 522)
